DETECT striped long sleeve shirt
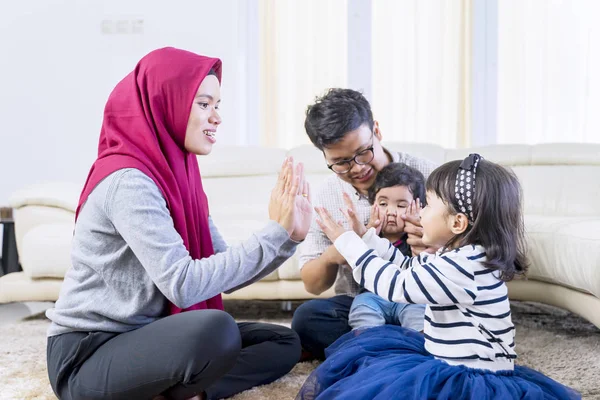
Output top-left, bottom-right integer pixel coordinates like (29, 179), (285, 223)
(334, 228), (517, 372)
(297, 149), (437, 296)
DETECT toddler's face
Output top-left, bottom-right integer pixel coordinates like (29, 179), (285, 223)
(374, 185), (415, 237)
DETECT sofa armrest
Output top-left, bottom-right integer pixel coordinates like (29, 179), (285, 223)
(9, 182), (81, 213)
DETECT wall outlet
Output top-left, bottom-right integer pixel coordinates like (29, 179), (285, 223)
(101, 18), (144, 35)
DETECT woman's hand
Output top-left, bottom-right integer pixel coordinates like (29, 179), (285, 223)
(340, 193), (380, 237)
(269, 157), (297, 235)
(315, 206), (347, 243)
(268, 157), (312, 241)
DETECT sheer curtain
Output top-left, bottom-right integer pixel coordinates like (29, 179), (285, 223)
(259, 0), (348, 148)
(498, 0), (600, 144)
(371, 0), (472, 148)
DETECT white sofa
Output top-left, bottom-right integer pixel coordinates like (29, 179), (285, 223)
(2, 143), (600, 328)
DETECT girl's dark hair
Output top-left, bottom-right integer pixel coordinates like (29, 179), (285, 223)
(426, 159), (528, 281)
(368, 163), (426, 206)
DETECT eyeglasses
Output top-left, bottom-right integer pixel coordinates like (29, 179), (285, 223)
(326, 134), (375, 174)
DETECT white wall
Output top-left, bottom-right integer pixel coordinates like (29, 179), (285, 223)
(0, 0), (259, 205)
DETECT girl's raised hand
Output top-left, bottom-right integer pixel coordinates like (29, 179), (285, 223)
(315, 206), (348, 243)
(406, 198), (422, 221)
(291, 162), (312, 241)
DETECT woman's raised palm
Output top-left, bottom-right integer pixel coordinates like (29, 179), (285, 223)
(268, 158), (312, 242)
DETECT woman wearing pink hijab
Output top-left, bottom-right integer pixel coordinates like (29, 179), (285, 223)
(45, 47), (311, 400)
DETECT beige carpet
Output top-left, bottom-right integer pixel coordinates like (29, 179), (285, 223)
(1, 301), (599, 399)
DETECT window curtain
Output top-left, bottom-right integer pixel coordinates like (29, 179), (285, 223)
(497, 0), (600, 144)
(259, 0), (348, 148)
(371, 0), (472, 148)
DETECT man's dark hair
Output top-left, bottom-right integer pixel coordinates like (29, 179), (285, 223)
(368, 163), (427, 206)
(305, 88), (374, 150)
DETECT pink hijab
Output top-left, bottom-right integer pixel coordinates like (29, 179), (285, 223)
(76, 47), (223, 313)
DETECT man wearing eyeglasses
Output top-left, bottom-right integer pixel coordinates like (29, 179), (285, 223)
(292, 88), (437, 360)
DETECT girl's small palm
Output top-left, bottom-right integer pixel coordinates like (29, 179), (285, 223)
(406, 198), (422, 220)
(291, 176), (312, 241)
(315, 207), (347, 243)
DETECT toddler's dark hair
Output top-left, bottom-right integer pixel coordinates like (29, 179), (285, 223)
(368, 163), (426, 206)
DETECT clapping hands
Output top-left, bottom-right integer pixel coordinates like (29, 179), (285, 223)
(401, 198), (437, 256)
(268, 157), (312, 242)
(315, 192), (380, 243)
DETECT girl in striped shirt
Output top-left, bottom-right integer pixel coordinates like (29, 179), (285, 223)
(297, 154), (579, 400)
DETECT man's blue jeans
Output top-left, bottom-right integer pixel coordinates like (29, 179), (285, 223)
(291, 295), (354, 360)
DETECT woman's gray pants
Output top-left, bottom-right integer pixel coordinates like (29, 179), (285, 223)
(47, 310), (300, 400)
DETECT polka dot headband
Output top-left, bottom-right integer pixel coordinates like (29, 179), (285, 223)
(454, 153), (482, 224)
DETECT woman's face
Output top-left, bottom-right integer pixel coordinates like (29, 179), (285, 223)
(184, 74), (222, 155)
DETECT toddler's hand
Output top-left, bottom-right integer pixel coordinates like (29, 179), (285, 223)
(366, 204), (382, 235)
(340, 192), (376, 237)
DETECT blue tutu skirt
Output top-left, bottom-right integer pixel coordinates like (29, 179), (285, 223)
(297, 325), (580, 400)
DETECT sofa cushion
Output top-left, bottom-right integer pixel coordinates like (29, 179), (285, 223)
(21, 223), (73, 278)
(532, 143), (600, 165)
(9, 182), (80, 211)
(286, 145), (329, 174)
(525, 215), (600, 298)
(0, 272), (63, 303)
(515, 166), (600, 217)
(278, 256), (301, 280)
(12, 206), (75, 257)
(384, 142), (447, 165)
(198, 146), (287, 177)
(222, 279), (335, 300)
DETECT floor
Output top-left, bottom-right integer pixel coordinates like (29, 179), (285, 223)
(0, 301), (54, 326)
(1, 300), (599, 399)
